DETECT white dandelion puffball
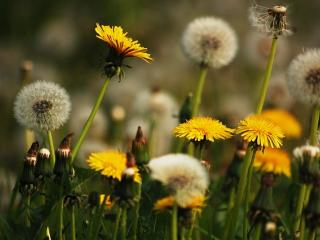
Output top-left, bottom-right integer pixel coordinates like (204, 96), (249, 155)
(14, 81), (71, 131)
(181, 16), (238, 69)
(149, 154), (209, 207)
(287, 49), (320, 105)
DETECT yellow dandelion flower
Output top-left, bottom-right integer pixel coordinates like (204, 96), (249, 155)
(235, 115), (284, 148)
(99, 194), (113, 209)
(261, 109), (302, 138)
(154, 195), (205, 210)
(87, 150), (141, 183)
(95, 23), (152, 63)
(173, 117), (234, 142)
(254, 147), (291, 177)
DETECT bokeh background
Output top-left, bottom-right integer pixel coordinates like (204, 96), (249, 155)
(1, 0), (320, 211)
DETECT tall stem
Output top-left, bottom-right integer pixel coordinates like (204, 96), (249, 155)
(132, 185), (142, 240)
(25, 194), (31, 228)
(192, 67), (208, 117)
(58, 198), (64, 240)
(172, 203), (178, 240)
(113, 208), (122, 240)
(252, 224), (262, 240)
(255, 38), (278, 114)
(71, 205), (76, 240)
(293, 184), (307, 234)
(223, 187), (235, 240)
(309, 105), (320, 145)
(223, 147), (256, 240)
(71, 78), (110, 163)
(309, 228), (317, 240)
(121, 207), (127, 240)
(47, 130), (56, 168)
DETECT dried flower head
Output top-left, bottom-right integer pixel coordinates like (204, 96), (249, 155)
(249, 3), (292, 37)
(254, 147), (291, 177)
(261, 109), (302, 138)
(87, 150), (141, 183)
(14, 81), (71, 131)
(236, 115), (284, 149)
(148, 154), (209, 207)
(173, 117), (234, 142)
(287, 49), (320, 105)
(181, 17), (238, 69)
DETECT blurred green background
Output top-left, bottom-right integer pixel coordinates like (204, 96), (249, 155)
(1, 0), (320, 210)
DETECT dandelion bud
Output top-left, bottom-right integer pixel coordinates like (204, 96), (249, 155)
(54, 133), (73, 178)
(35, 148), (52, 178)
(131, 126), (149, 166)
(20, 142), (39, 194)
(178, 93), (193, 123)
(293, 145), (320, 184)
(126, 152), (136, 168)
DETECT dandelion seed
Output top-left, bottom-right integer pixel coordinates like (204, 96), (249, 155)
(254, 147), (291, 177)
(181, 17), (238, 69)
(148, 154), (209, 207)
(287, 49), (320, 105)
(14, 81), (71, 131)
(249, 3), (293, 37)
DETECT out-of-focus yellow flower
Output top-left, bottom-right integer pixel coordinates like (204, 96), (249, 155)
(254, 147), (291, 177)
(87, 150), (141, 183)
(95, 23), (152, 63)
(236, 115), (284, 149)
(173, 117), (233, 142)
(261, 109), (301, 138)
(100, 194), (113, 208)
(154, 195), (205, 211)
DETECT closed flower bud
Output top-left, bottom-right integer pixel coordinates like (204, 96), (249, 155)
(54, 133), (73, 178)
(35, 148), (52, 179)
(131, 126), (149, 166)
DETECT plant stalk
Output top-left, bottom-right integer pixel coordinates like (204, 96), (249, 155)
(172, 203), (178, 240)
(113, 208), (122, 240)
(192, 66), (208, 117)
(47, 130), (56, 168)
(121, 207), (127, 240)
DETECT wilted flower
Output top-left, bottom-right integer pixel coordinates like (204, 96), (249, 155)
(148, 154), (209, 207)
(261, 109), (301, 138)
(181, 16), (238, 69)
(249, 4), (292, 37)
(173, 117), (234, 142)
(236, 115), (284, 149)
(14, 81), (71, 131)
(287, 49), (320, 105)
(254, 147), (291, 177)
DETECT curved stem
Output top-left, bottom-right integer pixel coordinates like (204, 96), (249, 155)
(223, 146), (256, 240)
(71, 78), (110, 163)
(255, 37), (278, 114)
(47, 130), (56, 168)
(172, 203), (178, 240)
(121, 207), (127, 240)
(71, 205), (76, 240)
(192, 67), (208, 117)
(113, 208), (122, 240)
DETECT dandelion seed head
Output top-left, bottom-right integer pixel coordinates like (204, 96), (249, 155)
(149, 154), (209, 207)
(14, 81), (71, 131)
(181, 17), (238, 69)
(293, 145), (320, 159)
(287, 49), (320, 105)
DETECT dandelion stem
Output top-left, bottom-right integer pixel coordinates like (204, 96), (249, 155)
(113, 207), (122, 240)
(293, 184), (307, 235)
(252, 223), (262, 240)
(172, 203), (178, 240)
(71, 78), (110, 163)
(309, 228), (317, 240)
(57, 198), (64, 240)
(223, 146), (256, 240)
(121, 207), (127, 240)
(222, 187), (235, 240)
(243, 161), (254, 240)
(132, 184), (142, 240)
(187, 211), (197, 240)
(47, 130), (56, 168)
(192, 66), (208, 117)
(71, 205), (76, 240)
(25, 194), (31, 228)
(255, 37), (278, 114)
(309, 105), (320, 145)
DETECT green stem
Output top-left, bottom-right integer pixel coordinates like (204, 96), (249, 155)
(121, 207), (127, 240)
(181, 227), (186, 240)
(309, 228), (317, 240)
(71, 78), (110, 163)
(223, 146), (256, 240)
(25, 194), (31, 228)
(252, 224), (262, 240)
(58, 198), (64, 240)
(71, 205), (76, 240)
(187, 211), (197, 240)
(310, 105), (320, 145)
(113, 208), (122, 240)
(293, 184), (307, 235)
(172, 203), (178, 240)
(255, 37), (278, 114)
(243, 161), (255, 240)
(192, 67), (208, 117)
(223, 187), (236, 240)
(47, 130), (56, 168)
(132, 185), (142, 240)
